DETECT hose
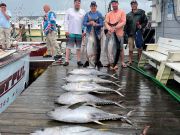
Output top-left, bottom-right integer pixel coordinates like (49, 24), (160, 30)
(128, 65), (180, 102)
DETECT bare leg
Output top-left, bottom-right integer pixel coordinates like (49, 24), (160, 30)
(76, 49), (81, 62)
(121, 49), (127, 67)
(138, 48), (142, 61)
(129, 51), (133, 64)
(65, 48), (70, 62)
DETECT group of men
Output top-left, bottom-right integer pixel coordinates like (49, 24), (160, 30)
(43, 0), (147, 69)
(0, 0), (148, 70)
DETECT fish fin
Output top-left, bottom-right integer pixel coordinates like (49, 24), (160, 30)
(94, 91), (107, 94)
(105, 73), (118, 80)
(113, 90), (125, 97)
(68, 102), (87, 109)
(94, 120), (107, 125)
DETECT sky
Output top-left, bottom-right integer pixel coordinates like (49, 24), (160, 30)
(1, 0), (152, 17)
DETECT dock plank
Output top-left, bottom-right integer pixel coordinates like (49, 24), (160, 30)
(0, 61), (180, 135)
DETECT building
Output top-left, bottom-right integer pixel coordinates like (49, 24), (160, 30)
(151, 0), (180, 40)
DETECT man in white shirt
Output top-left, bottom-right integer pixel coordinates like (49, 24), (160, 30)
(0, 3), (11, 50)
(63, 0), (85, 66)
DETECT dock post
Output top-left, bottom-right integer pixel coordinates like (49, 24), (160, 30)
(28, 24), (32, 41)
(40, 24), (44, 42)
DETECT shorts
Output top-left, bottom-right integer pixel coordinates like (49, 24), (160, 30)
(66, 34), (82, 49)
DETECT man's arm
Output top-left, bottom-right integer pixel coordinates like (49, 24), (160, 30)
(2, 10), (11, 20)
(64, 9), (70, 35)
(83, 13), (91, 27)
(95, 12), (103, 27)
(141, 12), (148, 29)
(105, 13), (111, 31)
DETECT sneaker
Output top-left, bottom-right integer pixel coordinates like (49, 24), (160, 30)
(83, 61), (89, 67)
(63, 62), (69, 66)
(43, 55), (52, 58)
(77, 61), (83, 67)
(54, 55), (62, 61)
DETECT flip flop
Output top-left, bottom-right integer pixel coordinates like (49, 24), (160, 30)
(113, 65), (119, 70)
(121, 63), (127, 68)
(127, 62), (132, 66)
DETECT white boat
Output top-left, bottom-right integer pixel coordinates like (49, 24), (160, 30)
(0, 51), (29, 113)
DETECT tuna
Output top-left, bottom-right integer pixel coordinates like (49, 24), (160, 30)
(68, 68), (118, 79)
(64, 75), (122, 88)
(55, 92), (125, 109)
(86, 27), (97, 67)
(61, 82), (124, 97)
(47, 104), (133, 125)
(105, 33), (117, 65)
(31, 126), (122, 135)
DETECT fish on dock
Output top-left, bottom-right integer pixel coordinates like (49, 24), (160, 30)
(68, 68), (118, 79)
(31, 126), (123, 135)
(47, 104), (133, 125)
(55, 92), (125, 108)
(61, 82), (124, 97)
(64, 75), (122, 88)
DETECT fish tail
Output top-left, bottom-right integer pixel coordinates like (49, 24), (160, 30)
(113, 90), (125, 97)
(117, 88), (123, 91)
(122, 117), (133, 126)
(126, 110), (135, 117)
(114, 102), (126, 109)
(112, 81), (121, 88)
(107, 74), (118, 80)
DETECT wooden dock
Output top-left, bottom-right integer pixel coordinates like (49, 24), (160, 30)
(0, 62), (180, 135)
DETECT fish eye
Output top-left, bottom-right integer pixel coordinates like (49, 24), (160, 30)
(52, 109), (55, 111)
(40, 128), (45, 131)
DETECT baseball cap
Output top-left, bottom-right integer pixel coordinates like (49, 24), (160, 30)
(111, 0), (118, 3)
(131, 0), (138, 4)
(90, 1), (97, 6)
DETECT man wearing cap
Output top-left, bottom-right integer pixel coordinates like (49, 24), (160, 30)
(64, 0), (86, 67)
(105, 0), (127, 70)
(125, 0), (148, 65)
(0, 3), (12, 50)
(83, 1), (103, 68)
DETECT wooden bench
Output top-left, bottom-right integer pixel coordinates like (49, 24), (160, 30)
(138, 37), (180, 69)
(138, 37), (180, 84)
(156, 62), (180, 85)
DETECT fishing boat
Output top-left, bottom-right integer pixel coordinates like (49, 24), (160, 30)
(0, 49), (29, 113)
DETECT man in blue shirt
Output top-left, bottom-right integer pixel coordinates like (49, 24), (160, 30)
(43, 4), (62, 60)
(83, 1), (103, 68)
(0, 3), (11, 50)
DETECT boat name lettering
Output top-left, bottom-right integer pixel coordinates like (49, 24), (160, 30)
(0, 66), (25, 97)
